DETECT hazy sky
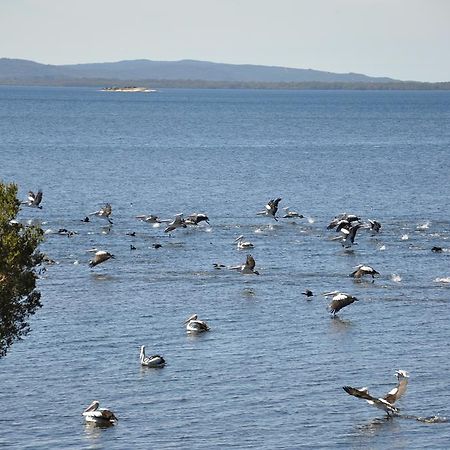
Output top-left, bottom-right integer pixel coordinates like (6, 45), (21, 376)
(1, 0), (449, 81)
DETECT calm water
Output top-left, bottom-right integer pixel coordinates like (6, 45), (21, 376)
(1, 87), (450, 449)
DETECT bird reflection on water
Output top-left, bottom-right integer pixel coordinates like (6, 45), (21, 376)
(329, 316), (353, 333)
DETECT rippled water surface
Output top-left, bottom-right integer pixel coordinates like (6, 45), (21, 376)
(1, 87), (450, 449)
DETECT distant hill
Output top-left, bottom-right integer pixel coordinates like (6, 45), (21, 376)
(0, 57), (396, 83)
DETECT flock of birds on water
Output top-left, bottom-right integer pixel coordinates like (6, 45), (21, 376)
(19, 189), (448, 426)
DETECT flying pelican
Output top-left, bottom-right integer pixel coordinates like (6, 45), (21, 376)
(343, 370), (409, 416)
(234, 235), (254, 249)
(184, 314), (210, 333)
(350, 265), (380, 279)
(282, 207), (304, 219)
(185, 213), (210, 226)
(327, 213), (360, 230)
(89, 203), (113, 224)
(88, 250), (115, 267)
(342, 223), (363, 248)
(367, 219), (382, 233)
(22, 190), (43, 208)
(82, 400), (118, 424)
(139, 345), (165, 368)
(257, 198), (282, 221)
(164, 214), (187, 233)
(135, 214), (161, 224)
(230, 254), (260, 275)
(324, 291), (358, 316)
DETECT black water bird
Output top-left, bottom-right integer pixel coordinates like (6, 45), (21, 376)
(302, 289), (313, 298)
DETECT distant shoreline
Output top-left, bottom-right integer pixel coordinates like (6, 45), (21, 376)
(1, 78), (450, 90)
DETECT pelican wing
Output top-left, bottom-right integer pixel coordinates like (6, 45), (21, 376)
(246, 255), (256, 271)
(328, 294), (357, 314)
(384, 376), (408, 404)
(344, 386), (399, 414)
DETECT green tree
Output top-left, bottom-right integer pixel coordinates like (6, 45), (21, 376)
(0, 181), (44, 357)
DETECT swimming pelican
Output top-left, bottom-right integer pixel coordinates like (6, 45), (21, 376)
(136, 214), (161, 224)
(234, 235), (254, 249)
(22, 190), (43, 208)
(324, 291), (358, 316)
(257, 198), (282, 221)
(89, 203), (113, 224)
(230, 254), (260, 275)
(343, 370), (409, 416)
(82, 400), (118, 424)
(282, 207), (304, 219)
(185, 213), (210, 226)
(327, 213), (360, 230)
(164, 214), (187, 233)
(184, 314), (210, 333)
(350, 265), (380, 279)
(139, 345), (165, 368)
(88, 250), (115, 267)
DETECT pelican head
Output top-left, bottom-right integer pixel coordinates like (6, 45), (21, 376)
(83, 400), (99, 415)
(184, 313), (197, 324)
(234, 235), (244, 242)
(396, 370), (409, 380)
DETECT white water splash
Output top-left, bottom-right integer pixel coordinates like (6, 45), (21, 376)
(435, 277), (450, 283)
(391, 273), (402, 282)
(401, 234), (409, 240)
(417, 221), (430, 230)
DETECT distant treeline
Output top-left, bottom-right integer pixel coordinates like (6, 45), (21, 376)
(1, 77), (450, 90)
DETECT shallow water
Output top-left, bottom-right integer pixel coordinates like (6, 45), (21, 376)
(1, 87), (450, 449)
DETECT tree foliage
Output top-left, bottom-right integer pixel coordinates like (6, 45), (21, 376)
(0, 181), (44, 357)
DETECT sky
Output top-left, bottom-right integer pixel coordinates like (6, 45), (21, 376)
(1, 0), (449, 82)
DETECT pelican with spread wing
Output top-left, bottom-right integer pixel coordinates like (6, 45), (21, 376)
(343, 370), (409, 416)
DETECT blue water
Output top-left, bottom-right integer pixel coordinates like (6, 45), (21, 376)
(1, 86), (450, 449)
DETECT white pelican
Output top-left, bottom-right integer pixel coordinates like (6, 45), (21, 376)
(234, 235), (254, 249)
(82, 400), (118, 424)
(341, 223), (363, 248)
(135, 214), (161, 224)
(88, 250), (115, 267)
(184, 314), (210, 333)
(185, 213), (210, 226)
(327, 213), (360, 230)
(139, 345), (165, 368)
(367, 219), (382, 233)
(350, 264), (380, 279)
(22, 190), (43, 209)
(230, 254), (260, 275)
(324, 291), (358, 316)
(343, 370), (409, 416)
(89, 203), (113, 224)
(257, 198), (282, 221)
(282, 206), (303, 219)
(164, 214), (187, 233)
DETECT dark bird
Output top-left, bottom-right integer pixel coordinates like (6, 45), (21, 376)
(88, 250), (115, 267)
(324, 291), (358, 316)
(350, 265), (380, 279)
(152, 243), (162, 249)
(343, 370), (409, 416)
(185, 213), (210, 226)
(81, 216), (90, 223)
(22, 190), (43, 209)
(302, 289), (314, 298)
(432, 246), (443, 253)
(130, 244), (136, 250)
(164, 214), (187, 233)
(213, 263), (226, 269)
(89, 203), (113, 224)
(257, 198), (282, 221)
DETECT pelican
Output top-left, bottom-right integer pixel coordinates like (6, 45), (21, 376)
(234, 235), (254, 249)
(89, 203), (113, 224)
(139, 345), (165, 368)
(324, 291), (358, 316)
(343, 370), (409, 416)
(257, 198), (282, 221)
(184, 314), (210, 333)
(164, 214), (187, 233)
(342, 223), (363, 248)
(136, 214), (161, 224)
(367, 219), (382, 233)
(230, 254), (260, 275)
(88, 250), (115, 267)
(22, 190), (43, 208)
(282, 207), (304, 219)
(350, 265), (380, 279)
(82, 400), (118, 424)
(185, 213), (210, 226)
(327, 213), (360, 230)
